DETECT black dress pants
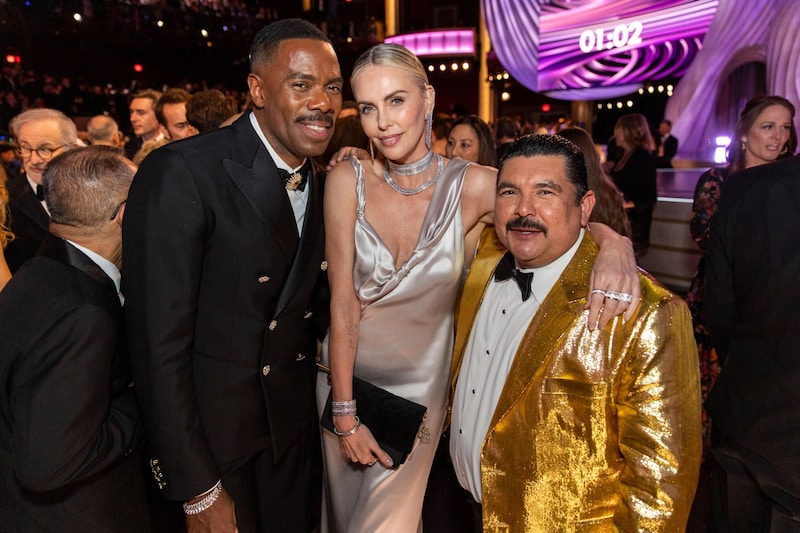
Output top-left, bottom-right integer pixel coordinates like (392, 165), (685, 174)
(712, 437), (800, 532)
(219, 426), (318, 533)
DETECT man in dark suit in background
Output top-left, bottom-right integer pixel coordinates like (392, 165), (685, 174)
(6, 108), (78, 272)
(655, 119), (678, 168)
(0, 146), (149, 531)
(123, 18), (341, 533)
(705, 154), (800, 530)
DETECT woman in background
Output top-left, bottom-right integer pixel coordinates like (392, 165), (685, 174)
(558, 127), (631, 238)
(608, 113), (657, 256)
(445, 115), (497, 167)
(687, 95), (796, 456)
(0, 173), (14, 291)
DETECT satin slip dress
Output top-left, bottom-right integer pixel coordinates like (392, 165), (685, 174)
(316, 156), (469, 533)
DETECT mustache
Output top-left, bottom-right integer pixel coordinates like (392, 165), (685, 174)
(507, 216), (547, 235)
(296, 114), (333, 127)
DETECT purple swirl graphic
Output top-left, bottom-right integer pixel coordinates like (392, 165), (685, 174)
(482, 0), (718, 96)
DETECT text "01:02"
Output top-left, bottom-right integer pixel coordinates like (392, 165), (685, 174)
(579, 21), (643, 54)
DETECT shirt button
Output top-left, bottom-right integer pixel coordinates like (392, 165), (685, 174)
(262, 365), (271, 376)
(459, 429), (463, 434)
(502, 309), (506, 314)
(485, 349), (490, 355)
(269, 320), (277, 330)
(257, 275), (270, 283)
(472, 389), (475, 394)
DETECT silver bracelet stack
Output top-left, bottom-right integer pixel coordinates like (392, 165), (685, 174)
(331, 399), (357, 417)
(183, 481), (223, 515)
(333, 415), (361, 437)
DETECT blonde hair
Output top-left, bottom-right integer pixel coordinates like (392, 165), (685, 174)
(132, 138), (168, 166)
(351, 43), (429, 95)
(0, 175), (14, 248)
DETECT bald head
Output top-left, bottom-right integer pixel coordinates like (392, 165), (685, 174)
(87, 115), (123, 148)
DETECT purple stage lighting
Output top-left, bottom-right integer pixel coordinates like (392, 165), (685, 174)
(483, 0), (718, 99)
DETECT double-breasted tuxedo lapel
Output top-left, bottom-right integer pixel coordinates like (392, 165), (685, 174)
(274, 160), (325, 317)
(223, 124), (299, 262)
(124, 111), (330, 505)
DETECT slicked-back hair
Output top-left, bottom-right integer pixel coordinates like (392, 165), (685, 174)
(249, 18), (331, 72)
(44, 146), (134, 237)
(351, 43), (429, 95)
(498, 134), (589, 204)
(10, 108), (78, 147)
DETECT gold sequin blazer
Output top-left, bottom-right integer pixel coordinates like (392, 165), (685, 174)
(450, 229), (702, 532)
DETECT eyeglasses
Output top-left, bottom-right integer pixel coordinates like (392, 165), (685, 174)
(16, 145), (67, 160)
(110, 199), (127, 221)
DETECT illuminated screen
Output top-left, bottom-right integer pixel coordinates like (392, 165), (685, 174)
(483, 0), (718, 98)
(385, 29), (476, 57)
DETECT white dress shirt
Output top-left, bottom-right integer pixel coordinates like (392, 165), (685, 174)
(67, 240), (124, 305)
(27, 176), (50, 215)
(249, 113), (309, 234)
(450, 229), (585, 502)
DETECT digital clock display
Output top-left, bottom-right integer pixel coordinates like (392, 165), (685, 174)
(578, 22), (644, 53)
(483, 0), (719, 98)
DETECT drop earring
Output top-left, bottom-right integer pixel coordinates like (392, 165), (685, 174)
(369, 140), (375, 161)
(425, 112), (433, 150)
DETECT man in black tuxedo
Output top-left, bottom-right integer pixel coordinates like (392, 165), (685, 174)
(0, 146), (149, 531)
(6, 108), (78, 272)
(123, 18), (341, 533)
(705, 154), (800, 530)
(655, 119), (678, 168)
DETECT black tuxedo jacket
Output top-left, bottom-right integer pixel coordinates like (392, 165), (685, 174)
(5, 174), (49, 273)
(123, 112), (329, 500)
(705, 154), (800, 473)
(0, 236), (149, 532)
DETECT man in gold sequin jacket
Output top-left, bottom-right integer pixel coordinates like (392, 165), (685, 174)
(448, 135), (702, 532)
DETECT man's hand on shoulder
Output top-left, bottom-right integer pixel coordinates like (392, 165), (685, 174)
(186, 488), (238, 533)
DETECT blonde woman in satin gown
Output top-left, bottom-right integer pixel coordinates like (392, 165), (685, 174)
(317, 43), (640, 533)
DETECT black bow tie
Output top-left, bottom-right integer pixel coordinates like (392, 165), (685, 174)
(35, 184), (44, 201)
(279, 160), (310, 192)
(494, 251), (533, 301)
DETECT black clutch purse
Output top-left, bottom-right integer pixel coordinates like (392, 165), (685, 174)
(318, 364), (429, 467)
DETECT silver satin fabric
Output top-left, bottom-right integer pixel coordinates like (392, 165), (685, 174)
(317, 157), (469, 532)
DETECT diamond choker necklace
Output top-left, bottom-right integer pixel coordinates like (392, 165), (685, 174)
(384, 153), (444, 196)
(386, 150), (435, 176)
